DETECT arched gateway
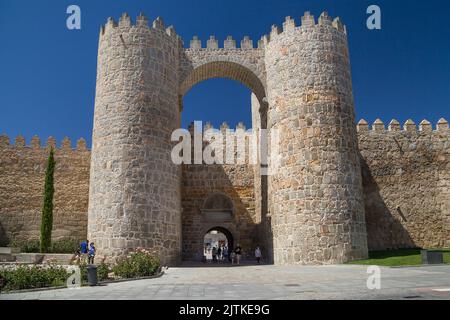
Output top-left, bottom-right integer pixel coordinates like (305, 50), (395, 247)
(88, 12), (369, 266)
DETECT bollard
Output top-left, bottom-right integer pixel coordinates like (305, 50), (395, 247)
(87, 265), (98, 286)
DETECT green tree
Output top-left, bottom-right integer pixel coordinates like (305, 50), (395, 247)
(40, 149), (55, 253)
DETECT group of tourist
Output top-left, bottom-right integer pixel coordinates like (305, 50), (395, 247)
(204, 244), (263, 265)
(75, 240), (262, 266)
(75, 239), (96, 264)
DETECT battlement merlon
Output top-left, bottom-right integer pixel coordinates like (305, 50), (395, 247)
(258, 12), (347, 48)
(0, 134), (89, 151)
(356, 118), (449, 134)
(99, 13), (184, 48)
(99, 11), (346, 52)
(185, 12), (346, 50)
(97, 10), (338, 51)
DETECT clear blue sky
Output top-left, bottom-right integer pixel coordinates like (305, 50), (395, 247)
(0, 0), (449, 147)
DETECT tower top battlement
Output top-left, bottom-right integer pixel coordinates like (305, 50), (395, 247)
(99, 11), (347, 50)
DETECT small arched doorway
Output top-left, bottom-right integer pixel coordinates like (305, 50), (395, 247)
(203, 226), (234, 262)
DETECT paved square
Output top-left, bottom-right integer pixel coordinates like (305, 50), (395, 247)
(2, 263), (450, 300)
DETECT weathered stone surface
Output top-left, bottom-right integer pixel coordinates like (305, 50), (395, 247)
(264, 14), (368, 265)
(358, 121), (450, 249)
(0, 12), (448, 266)
(88, 16), (183, 265)
(182, 163), (257, 261)
(0, 137), (90, 245)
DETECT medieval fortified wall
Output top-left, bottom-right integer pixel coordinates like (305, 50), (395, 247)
(0, 119), (448, 256)
(0, 11), (449, 265)
(0, 136), (90, 245)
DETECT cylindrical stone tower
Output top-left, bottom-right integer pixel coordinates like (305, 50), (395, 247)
(264, 12), (368, 264)
(88, 13), (182, 265)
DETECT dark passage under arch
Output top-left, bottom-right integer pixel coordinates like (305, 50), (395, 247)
(204, 226), (234, 260)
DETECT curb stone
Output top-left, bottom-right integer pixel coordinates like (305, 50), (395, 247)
(0, 271), (164, 295)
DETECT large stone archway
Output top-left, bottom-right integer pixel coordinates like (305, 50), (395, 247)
(89, 12), (368, 266)
(179, 46), (267, 107)
(177, 48), (268, 263)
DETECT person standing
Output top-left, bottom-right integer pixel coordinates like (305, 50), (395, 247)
(223, 246), (228, 262)
(88, 242), (96, 264)
(212, 246), (218, 263)
(217, 246), (222, 261)
(234, 244), (242, 265)
(80, 239), (89, 264)
(230, 251), (236, 265)
(255, 246), (262, 264)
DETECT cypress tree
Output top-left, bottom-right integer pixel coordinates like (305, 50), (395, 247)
(40, 149), (55, 253)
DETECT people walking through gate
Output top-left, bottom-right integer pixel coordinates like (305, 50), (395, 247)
(217, 246), (222, 260)
(212, 246), (218, 263)
(255, 246), (262, 264)
(223, 246), (228, 261)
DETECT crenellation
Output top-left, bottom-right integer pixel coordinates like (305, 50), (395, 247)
(388, 119), (401, 131)
(236, 122), (246, 130)
(61, 137), (72, 151)
(104, 17), (117, 34)
(118, 12), (131, 28)
(0, 134), (9, 146)
(136, 12), (148, 27)
(372, 118), (385, 132)
(190, 36), (201, 49)
(437, 118), (449, 131)
(220, 121), (229, 132)
(357, 118), (450, 134)
(30, 135), (41, 149)
(257, 36), (265, 49)
(204, 122), (213, 131)
(152, 16), (165, 30)
(257, 12), (347, 50)
(241, 36), (253, 49)
(318, 11), (332, 26)
(15, 135), (25, 147)
(46, 136), (56, 149)
(207, 36), (218, 49)
(76, 138), (88, 151)
(404, 119), (416, 132)
(224, 36), (236, 49)
(419, 119), (432, 133)
(166, 25), (176, 37)
(332, 17), (345, 33)
(270, 25), (281, 38)
(357, 119), (369, 132)
(301, 11), (315, 28)
(282, 16), (296, 32)
(0, 135), (90, 151)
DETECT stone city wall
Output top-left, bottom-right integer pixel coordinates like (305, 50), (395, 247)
(0, 117), (448, 257)
(0, 135), (90, 245)
(357, 118), (450, 250)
